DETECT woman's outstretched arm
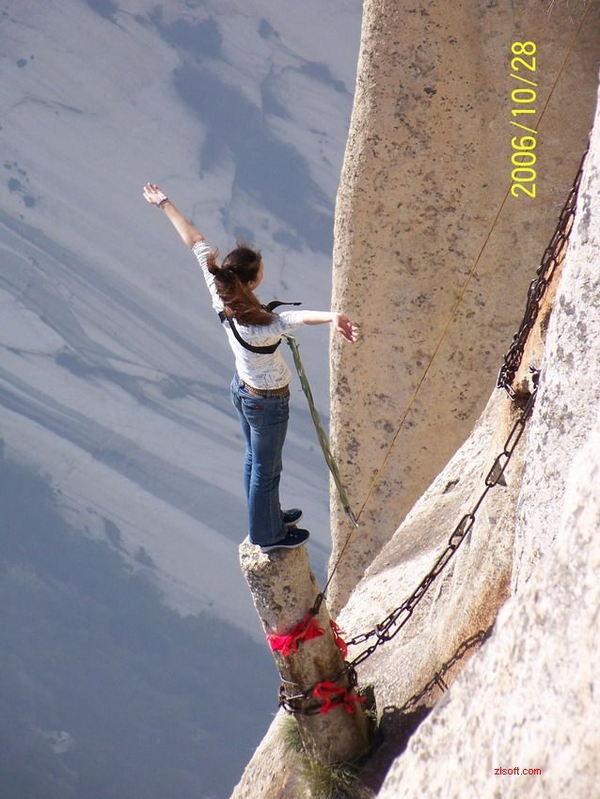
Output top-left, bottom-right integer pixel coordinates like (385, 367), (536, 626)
(143, 183), (204, 248)
(301, 311), (359, 343)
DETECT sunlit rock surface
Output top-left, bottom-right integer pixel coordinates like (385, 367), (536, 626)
(379, 338), (600, 798)
(328, 0), (600, 612)
(512, 114), (600, 591)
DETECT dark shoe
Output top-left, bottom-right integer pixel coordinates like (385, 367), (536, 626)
(260, 527), (310, 553)
(282, 508), (303, 526)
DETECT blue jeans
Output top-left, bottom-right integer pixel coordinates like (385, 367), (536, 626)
(230, 373), (290, 546)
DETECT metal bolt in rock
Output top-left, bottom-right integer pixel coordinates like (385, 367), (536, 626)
(239, 539), (371, 766)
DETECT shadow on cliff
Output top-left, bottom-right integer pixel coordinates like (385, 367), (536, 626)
(358, 628), (493, 793)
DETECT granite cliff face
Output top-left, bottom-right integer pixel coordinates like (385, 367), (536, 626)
(231, 3), (600, 796)
(329, 0), (600, 611)
(377, 119), (600, 797)
(346, 94), (600, 797)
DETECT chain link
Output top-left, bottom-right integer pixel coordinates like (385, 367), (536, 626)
(280, 148), (588, 715)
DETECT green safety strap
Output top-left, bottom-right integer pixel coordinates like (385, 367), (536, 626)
(284, 335), (358, 527)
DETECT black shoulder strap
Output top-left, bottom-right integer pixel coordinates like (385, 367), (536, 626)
(223, 315), (281, 354)
(263, 300), (302, 312)
(217, 300), (302, 355)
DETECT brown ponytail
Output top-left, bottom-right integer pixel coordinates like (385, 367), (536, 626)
(206, 243), (274, 326)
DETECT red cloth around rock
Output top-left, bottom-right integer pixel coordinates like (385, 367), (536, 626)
(267, 613), (325, 657)
(329, 619), (348, 658)
(312, 680), (365, 715)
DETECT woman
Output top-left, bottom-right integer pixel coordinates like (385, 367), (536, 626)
(143, 183), (359, 552)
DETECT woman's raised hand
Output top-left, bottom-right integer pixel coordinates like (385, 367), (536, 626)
(142, 185), (204, 248)
(333, 313), (360, 343)
(143, 183), (168, 207)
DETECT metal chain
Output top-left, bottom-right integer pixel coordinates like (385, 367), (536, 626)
(280, 148), (588, 715)
(279, 665), (360, 717)
(343, 383), (538, 656)
(282, 371), (537, 715)
(497, 146), (587, 396)
(399, 628), (491, 712)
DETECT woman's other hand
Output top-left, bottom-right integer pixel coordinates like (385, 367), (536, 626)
(333, 313), (360, 343)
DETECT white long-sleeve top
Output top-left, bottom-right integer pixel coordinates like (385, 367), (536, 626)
(192, 240), (312, 389)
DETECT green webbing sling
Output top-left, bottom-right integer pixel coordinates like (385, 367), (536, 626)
(284, 335), (358, 527)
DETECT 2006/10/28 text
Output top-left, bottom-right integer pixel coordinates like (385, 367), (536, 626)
(494, 767), (543, 776)
(510, 41), (538, 199)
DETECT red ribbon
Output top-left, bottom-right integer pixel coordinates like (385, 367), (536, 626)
(267, 613), (325, 658)
(312, 681), (365, 715)
(329, 620), (348, 658)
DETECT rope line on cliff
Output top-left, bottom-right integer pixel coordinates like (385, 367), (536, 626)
(326, 7), (593, 592)
(284, 335), (359, 526)
(278, 147), (588, 716)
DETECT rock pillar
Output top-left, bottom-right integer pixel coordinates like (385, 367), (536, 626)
(239, 540), (371, 766)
